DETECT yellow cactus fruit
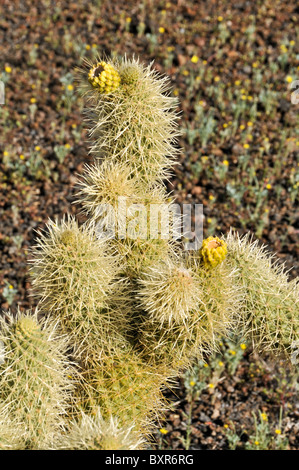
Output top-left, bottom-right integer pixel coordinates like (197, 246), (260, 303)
(54, 409), (145, 450)
(88, 61), (120, 94)
(199, 236), (227, 268)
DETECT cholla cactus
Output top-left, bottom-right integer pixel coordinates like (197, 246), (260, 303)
(29, 216), (129, 358)
(75, 160), (142, 229)
(55, 408), (145, 450)
(78, 56), (180, 184)
(7, 55), (298, 450)
(88, 61), (121, 93)
(0, 310), (75, 449)
(80, 341), (167, 429)
(137, 259), (242, 373)
(137, 259), (202, 325)
(199, 236), (228, 268)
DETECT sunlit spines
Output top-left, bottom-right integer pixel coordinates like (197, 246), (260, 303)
(137, 259), (242, 375)
(74, 160), (143, 231)
(29, 216), (128, 356)
(137, 258), (201, 325)
(78, 340), (168, 431)
(88, 61), (120, 94)
(225, 229), (299, 357)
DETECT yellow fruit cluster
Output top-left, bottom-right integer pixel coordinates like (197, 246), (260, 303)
(88, 61), (120, 94)
(199, 236), (227, 268)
